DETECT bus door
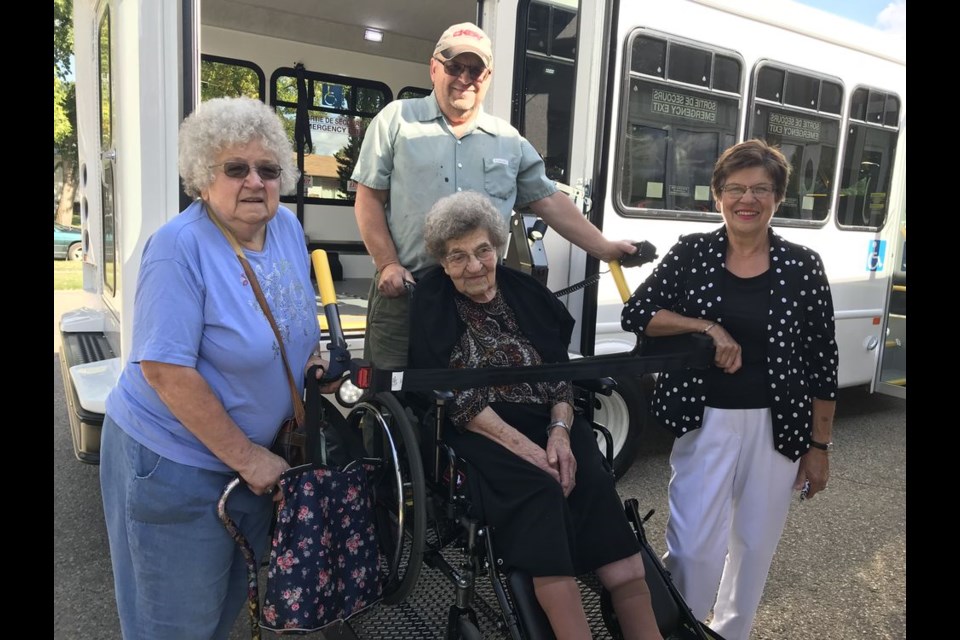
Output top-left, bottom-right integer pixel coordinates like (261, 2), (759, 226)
(873, 207), (905, 398)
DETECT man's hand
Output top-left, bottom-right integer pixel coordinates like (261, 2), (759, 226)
(378, 262), (415, 298)
(599, 239), (639, 263)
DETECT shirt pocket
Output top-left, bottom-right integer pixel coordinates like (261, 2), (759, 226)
(483, 157), (519, 200)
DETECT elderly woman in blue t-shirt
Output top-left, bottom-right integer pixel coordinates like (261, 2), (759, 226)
(99, 97), (340, 640)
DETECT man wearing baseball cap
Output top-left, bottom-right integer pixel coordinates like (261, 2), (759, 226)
(351, 21), (638, 368)
(350, 29), (657, 634)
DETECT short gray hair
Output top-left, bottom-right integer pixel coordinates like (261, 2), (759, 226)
(423, 191), (508, 262)
(178, 97), (299, 198)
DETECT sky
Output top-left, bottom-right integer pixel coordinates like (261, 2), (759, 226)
(794, 0), (906, 38)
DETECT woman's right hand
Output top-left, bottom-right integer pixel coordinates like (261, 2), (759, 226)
(707, 324), (743, 374)
(237, 444), (290, 501)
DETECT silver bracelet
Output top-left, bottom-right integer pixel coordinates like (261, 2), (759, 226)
(546, 419), (570, 436)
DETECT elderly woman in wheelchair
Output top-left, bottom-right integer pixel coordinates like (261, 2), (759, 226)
(404, 191), (664, 640)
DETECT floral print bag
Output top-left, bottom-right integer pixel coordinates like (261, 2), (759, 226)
(260, 460), (382, 633)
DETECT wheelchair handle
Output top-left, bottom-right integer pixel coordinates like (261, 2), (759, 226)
(311, 249), (351, 382)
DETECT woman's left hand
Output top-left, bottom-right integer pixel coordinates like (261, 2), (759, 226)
(306, 352), (344, 395)
(546, 429), (577, 497)
(795, 448), (830, 499)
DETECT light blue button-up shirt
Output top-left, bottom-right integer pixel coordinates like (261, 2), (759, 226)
(351, 92), (556, 274)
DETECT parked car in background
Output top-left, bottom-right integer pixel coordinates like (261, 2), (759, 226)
(54, 223), (83, 261)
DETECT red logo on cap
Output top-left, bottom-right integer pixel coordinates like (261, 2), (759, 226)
(452, 29), (484, 41)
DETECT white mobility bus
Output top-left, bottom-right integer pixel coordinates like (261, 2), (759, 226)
(61, 0), (906, 476)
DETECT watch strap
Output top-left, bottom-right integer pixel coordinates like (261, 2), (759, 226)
(809, 439), (833, 451)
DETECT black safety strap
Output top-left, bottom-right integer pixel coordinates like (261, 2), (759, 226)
(368, 334), (714, 393)
(293, 63), (313, 226)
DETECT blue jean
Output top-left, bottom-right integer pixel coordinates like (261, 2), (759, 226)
(100, 415), (274, 640)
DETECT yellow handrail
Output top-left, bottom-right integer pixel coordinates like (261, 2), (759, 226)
(608, 260), (632, 303)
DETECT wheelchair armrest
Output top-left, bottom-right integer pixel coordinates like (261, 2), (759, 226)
(572, 377), (616, 396)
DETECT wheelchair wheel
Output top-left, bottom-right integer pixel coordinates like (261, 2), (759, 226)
(592, 375), (647, 479)
(348, 392), (427, 605)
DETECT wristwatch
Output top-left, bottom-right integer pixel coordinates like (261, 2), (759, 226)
(809, 439), (833, 452)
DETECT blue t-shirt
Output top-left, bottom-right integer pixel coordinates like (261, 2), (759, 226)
(105, 201), (321, 471)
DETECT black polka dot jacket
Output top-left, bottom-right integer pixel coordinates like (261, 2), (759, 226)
(621, 226), (838, 461)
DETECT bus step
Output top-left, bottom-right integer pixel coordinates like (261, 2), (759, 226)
(59, 331), (116, 464)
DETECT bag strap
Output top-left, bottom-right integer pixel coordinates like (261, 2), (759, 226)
(204, 201), (305, 427)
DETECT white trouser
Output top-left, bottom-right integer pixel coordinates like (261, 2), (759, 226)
(662, 407), (799, 640)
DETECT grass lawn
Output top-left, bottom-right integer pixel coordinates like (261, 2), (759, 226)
(54, 261), (83, 290)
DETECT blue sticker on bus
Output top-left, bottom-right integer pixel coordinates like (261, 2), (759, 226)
(866, 240), (885, 272)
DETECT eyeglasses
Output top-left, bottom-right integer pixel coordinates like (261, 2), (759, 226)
(210, 161), (283, 181)
(434, 57), (490, 82)
(443, 244), (496, 269)
(718, 183), (776, 199)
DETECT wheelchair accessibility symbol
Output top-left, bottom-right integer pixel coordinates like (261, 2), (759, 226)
(866, 240), (886, 272)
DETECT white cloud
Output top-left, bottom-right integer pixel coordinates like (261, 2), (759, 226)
(876, 1), (906, 39)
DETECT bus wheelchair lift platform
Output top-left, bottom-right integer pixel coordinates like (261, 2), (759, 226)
(333, 332), (721, 640)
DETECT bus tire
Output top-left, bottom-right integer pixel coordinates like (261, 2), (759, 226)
(594, 375), (647, 479)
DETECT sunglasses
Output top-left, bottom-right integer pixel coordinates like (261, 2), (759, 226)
(210, 161), (283, 181)
(434, 57), (490, 82)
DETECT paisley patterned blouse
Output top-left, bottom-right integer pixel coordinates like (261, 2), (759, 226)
(448, 290), (573, 427)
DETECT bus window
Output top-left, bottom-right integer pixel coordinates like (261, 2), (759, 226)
(397, 86), (431, 100)
(98, 8), (116, 296)
(837, 87), (901, 229)
(749, 64), (842, 223)
(616, 31), (742, 216)
(516, 0), (578, 182)
(271, 69), (392, 204)
(200, 55), (265, 102)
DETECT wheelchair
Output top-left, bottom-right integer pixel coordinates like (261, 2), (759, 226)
(221, 248), (721, 639)
(329, 368), (723, 640)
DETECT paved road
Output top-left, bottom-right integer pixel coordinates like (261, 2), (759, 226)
(53, 291), (906, 639)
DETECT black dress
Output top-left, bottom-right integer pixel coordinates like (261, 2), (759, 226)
(409, 265), (640, 576)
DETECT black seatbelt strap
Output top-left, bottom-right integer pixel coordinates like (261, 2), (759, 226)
(293, 63), (312, 227)
(368, 334), (714, 393)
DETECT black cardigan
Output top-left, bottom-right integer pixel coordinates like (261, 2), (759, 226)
(408, 265), (575, 372)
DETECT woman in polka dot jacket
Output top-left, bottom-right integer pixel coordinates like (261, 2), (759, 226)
(621, 139), (838, 640)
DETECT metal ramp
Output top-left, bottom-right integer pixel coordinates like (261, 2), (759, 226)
(335, 545), (614, 639)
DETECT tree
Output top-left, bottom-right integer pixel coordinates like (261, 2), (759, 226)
(334, 130), (363, 198)
(200, 59), (261, 102)
(54, 0), (77, 226)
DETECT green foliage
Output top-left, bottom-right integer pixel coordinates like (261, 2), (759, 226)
(200, 59), (261, 102)
(54, 0), (78, 222)
(54, 0), (74, 80)
(334, 131), (364, 197)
